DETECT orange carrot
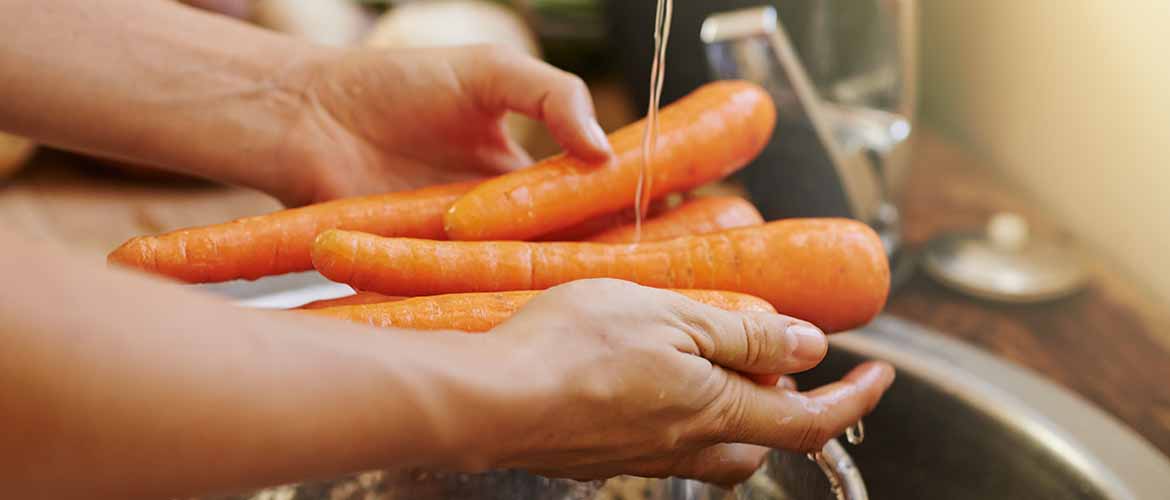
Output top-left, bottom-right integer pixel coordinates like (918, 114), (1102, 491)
(312, 219), (889, 333)
(586, 196), (764, 243)
(444, 81), (777, 241)
(306, 289), (776, 332)
(537, 198), (672, 242)
(296, 292), (403, 310)
(107, 181), (477, 283)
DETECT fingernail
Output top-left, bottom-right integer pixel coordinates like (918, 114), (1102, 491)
(787, 323), (828, 363)
(584, 119), (613, 157)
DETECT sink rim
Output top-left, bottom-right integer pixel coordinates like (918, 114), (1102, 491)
(841, 316), (1170, 500)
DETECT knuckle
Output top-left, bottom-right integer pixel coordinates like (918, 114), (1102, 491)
(794, 415), (829, 452)
(739, 315), (765, 368)
(697, 384), (749, 443)
(560, 74), (590, 98)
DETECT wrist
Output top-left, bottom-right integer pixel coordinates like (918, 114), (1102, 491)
(373, 330), (552, 472)
(230, 44), (346, 206)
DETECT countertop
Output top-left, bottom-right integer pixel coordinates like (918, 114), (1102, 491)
(3, 125), (1169, 457)
(888, 132), (1170, 454)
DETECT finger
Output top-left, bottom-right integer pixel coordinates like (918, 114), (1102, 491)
(749, 373), (782, 386)
(465, 45), (612, 161)
(473, 123), (534, 173)
(664, 294), (828, 375)
(778, 376), (798, 391)
(705, 361), (895, 452)
(743, 374), (795, 388)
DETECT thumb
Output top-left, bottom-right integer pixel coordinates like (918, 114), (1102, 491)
(664, 291), (828, 376)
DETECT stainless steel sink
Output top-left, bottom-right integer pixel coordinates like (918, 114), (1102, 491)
(806, 316), (1170, 499)
(196, 275), (1170, 500)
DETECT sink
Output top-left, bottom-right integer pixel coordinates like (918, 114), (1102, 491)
(195, 275), (1170, 500)
(799, 316), (1170, 500)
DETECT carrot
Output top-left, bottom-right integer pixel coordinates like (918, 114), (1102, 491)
(296, 291), (403, 310)
(537, 198), (672, 242)
(586, 196), (764, 243)
(305, 289), (776, 332)
(443, 80), (777, 241)
(311, 219), (889, 333)
(107, 181), (477, 283)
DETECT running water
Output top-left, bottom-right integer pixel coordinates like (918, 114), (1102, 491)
(806, 452), (846, 500)
(845, 420), (865, 445)
(801, 419), (864, 500)
(634, 0), (673, 242)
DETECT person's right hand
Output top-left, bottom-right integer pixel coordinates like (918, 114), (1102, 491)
(465, 279), (895, 486)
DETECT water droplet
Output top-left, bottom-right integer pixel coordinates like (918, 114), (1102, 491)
(807, 450), (847, 500)
(846, 419), (865, 445)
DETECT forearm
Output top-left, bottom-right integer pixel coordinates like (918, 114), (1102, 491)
(0, 231), (512, 499)
(0, 0), (331, 202)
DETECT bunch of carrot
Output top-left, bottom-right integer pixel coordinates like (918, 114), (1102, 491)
(108, 80), (889, 335)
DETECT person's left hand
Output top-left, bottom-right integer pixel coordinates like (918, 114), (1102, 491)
(277, 45), (612, 206)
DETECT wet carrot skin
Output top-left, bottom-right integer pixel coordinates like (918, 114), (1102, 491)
(296, 292), (403, 310)
(444, 81), (777, 241)
(312, 218), (890, 333)
(107, 180), (478, 283)
(537, 199), (672, 242)
(305, 289), (776, 332)
(586, 196), (763, 243)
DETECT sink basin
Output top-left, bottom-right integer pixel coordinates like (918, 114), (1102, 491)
(803, 316), (1170, 500)
(195, 274), (1170, 499)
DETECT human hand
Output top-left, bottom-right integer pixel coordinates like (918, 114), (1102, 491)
(178, 0), (251, 19)
(278, 45), (612, 205)
(462, 279), (894, 485)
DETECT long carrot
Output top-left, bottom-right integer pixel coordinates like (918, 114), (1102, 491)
(296, 291), (403, 310)
(107, 181), (477, 283)
(312, 219), (889, 333)
(443, 80), (777, 241)
(305, 289), (776, 332)
(586, 196), (764, 243)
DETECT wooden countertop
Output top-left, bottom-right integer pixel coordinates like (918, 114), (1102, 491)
(888, 132), (1170, 454)
(3, 126), (1169, 457)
